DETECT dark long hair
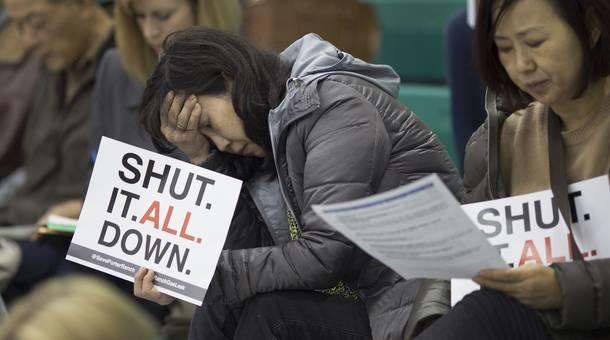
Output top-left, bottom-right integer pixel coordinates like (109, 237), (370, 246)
(475, 0), (610, 110)
(139, 27), (291, 173)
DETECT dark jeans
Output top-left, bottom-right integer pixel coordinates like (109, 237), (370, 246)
(190, 291), (372, 340)
(416, 289), (553, 340)
(444, 9), (487, 174)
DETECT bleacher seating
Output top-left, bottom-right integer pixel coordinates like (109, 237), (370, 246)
(365, 0), (464, 162)
(398, 84), (456, 160)
(364, 0), (463, 83)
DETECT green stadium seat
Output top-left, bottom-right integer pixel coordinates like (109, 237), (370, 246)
(364, 0), (464, 83)
(398, 83), (457, 161)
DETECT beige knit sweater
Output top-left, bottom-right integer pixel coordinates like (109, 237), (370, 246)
(500, 94), (610, 196)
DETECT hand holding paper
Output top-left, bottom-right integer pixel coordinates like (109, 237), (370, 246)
(453, 175), (610, 306)
(473, 264), (562, 310)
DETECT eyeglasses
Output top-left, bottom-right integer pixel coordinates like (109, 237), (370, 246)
(14, 11), (49, 37)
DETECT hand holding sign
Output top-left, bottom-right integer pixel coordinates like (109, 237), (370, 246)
(134, 268), (176, 305)
(161, 92), (210, 164)
(473, 264), (561, 310)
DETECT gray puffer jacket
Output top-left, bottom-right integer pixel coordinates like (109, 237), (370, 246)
(204, 34), (464, 339)
(463, 91), (610, 340)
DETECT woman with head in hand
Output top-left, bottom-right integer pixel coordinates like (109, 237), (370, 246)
(417, 0), (610, 339)
(133, 27), (463, 339)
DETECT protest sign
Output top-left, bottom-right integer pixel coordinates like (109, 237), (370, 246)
(452, 175), (610, 305)
(67, 137), (242, 305)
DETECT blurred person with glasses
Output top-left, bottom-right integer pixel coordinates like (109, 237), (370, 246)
(0, 0), (113, 304)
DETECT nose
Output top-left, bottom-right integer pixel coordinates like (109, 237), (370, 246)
(514, 46), (535, 74)
(214, 139), (231, 153)
(206, 133), (231, 152)
(141, 19), (161, 45)
(19, 24), (42, 50)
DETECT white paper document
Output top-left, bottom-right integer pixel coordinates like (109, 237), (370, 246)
(67, 137), (242, 305)
(312, 175), (507, 280)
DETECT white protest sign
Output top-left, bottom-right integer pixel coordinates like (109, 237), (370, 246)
(313, 175), (506, 281)
(452, 176), (610, 305)
(67, 137), (242, 305)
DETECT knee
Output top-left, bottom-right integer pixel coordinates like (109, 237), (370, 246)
(457, 289), (518, 314)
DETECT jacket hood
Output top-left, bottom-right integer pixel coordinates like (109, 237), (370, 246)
(279, 33), (400, 98)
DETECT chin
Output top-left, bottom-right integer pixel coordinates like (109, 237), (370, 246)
(522, 90), (550, 106)
(44, 57), (69, 72)
(536, 94), (562, 107)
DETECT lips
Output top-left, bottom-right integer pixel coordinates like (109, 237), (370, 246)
(525, 80), (549, 93)
(34, 49), (50, 60)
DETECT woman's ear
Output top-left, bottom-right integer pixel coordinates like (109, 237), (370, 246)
(586, 7), (602, 48)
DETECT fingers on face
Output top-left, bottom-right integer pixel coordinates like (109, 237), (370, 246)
(168, 94), (187, 128)
(176, 95), (198, 131)
(160, 91), (174, 120)
(161, 94), (201, 140)
(186, 102), (202, 131)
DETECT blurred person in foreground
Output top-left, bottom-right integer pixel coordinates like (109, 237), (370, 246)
(418, 0), (610, 339)
(0, 276), (159, 340)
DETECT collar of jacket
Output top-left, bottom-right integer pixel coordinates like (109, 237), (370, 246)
(246, 75), (323, 245)
(248, 71), (360, 245)
(246, 172), (292, 244)
(248, 68), (397, 245)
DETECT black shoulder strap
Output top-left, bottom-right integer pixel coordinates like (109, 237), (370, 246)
(486, 90), (501, 199)
(547, 110), (584, 261)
